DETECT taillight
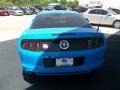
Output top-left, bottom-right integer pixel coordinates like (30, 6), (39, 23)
(22, 41), (30, 48)
(87, 38), (104, 49)
(87, 40), (93, 49)
(21, 40), (49, 51)
(36, 42), (40, 49)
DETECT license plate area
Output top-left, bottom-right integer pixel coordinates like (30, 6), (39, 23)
(44, 57), (84, 68)
(56, 58), (73, 67)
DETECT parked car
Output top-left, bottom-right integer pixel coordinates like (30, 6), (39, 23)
(0, 7), (9, 16)
(34, 6), (43, 11)
(8, 7), (24, 16)
(7, 7), (14, 15)
(25, 8), (33, 15)
(88, 5), (102, 9)
(66, 7), (72, 11)
(82, 8), (120, 29)
(108, 8), (120, 14)
(20, 7), (33, 15)
(45, 5), (65, 10)
(18, 10), (106, 84)
(29, 7), (40, 14)
(42, 7), (50, 11)
(13, 8), (24, 16)
(73, 6), (88, 13)
(53, 5), (66, 10)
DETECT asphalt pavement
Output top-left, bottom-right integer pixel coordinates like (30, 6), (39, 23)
(0, 29), (120, 90)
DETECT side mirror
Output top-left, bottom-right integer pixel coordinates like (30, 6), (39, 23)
(107, 14), (111, 16)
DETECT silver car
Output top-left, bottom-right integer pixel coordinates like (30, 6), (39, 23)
(13, 9), (24, 16)
(82, 8), (120, 29)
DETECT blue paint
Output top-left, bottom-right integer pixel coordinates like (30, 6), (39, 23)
(18, 10), (106, 75)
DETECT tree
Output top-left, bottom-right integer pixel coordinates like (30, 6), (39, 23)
(8, 0), (17, 4)
(75, 0), (79, 7)
(66, 0), (79, 8)
(0, 0), (79, 6)
(59, 0), (67, 5)
(50, 0), (58, 3)
(0, 0), (13, 6)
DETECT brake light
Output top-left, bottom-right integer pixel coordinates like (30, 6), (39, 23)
(22, 41), (30, 48)
(21, 40), (49, 51)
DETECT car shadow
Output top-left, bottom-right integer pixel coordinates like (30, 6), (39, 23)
(25, 73), (105, 90)
(25, 29), (120, 90)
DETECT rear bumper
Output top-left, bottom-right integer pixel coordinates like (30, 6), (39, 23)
(23, 60), (103, 75)
(19, 45), (106, 75)
(15, 13), (24, 16)
(0, 12), (8, 16)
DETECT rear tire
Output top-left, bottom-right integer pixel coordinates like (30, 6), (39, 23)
(22, 70), (37, 84)
(113, 20), (120, 29)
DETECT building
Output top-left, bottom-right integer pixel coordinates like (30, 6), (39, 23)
(102, 0), (120, 9)
(78, 0), (120, 9)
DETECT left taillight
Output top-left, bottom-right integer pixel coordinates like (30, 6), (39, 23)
(21, 40), (45, 51)
(21, 40), (49, 51)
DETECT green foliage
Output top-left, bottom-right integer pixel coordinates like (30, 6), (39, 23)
(0, 0), (13, 6)
(66, 0), (79, 8)
(59, 0), (67, 5)
(50, 0), (58, 3)
(0, 0), (79, 7)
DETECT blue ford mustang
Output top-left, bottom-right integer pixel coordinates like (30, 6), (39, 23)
(18, 10), (106, 83)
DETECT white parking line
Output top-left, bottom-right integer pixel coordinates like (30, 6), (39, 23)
(0, 15), (33, 42)
(99, 27), (120, 34)
(93, 26), (120, 38)
(0, 30), (23, 42)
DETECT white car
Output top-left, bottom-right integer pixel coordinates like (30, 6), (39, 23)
(13, 9), (24, 16)
(82, 8), (120, 29)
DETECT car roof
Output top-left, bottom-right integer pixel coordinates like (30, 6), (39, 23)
(38, 10), (79, 15)
(84, 8), (107, 13)
(89, 8), (106, 10)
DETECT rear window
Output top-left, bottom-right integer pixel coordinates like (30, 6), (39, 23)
(30, 13), (90, 29)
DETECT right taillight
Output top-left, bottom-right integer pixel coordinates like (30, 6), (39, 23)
(87, 38), (104, 49)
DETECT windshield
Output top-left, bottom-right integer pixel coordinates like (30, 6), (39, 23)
(110, 9), (120, 14)
(31, 13), (90, 29)
(108, 9), (118, 15)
